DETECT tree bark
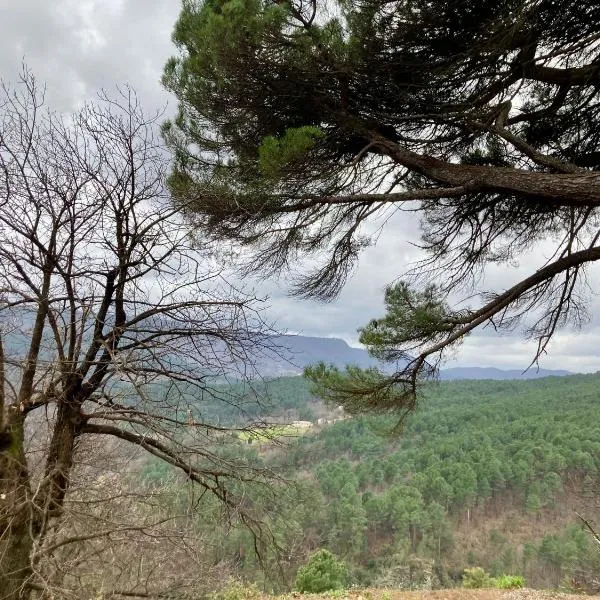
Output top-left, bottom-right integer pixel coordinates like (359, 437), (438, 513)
(0, 399), (81, 600)
(378, 138), (600, 207)
(38, 401), (81, 518)
(0, 414), (36, 600)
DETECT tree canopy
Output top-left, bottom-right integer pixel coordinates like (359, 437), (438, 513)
(163, 0), (600, 410)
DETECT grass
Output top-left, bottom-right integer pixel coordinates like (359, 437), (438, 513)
(238, 422), (313, 443)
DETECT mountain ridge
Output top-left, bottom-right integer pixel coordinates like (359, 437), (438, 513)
(266, 334), (573, 379)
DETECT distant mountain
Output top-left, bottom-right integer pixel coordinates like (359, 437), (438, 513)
(439, 366), (572, 380)
(265, 335), (383, 374)
(264, 335), (573, 380)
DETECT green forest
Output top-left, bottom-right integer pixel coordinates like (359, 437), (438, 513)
(140, 373), (600, 593)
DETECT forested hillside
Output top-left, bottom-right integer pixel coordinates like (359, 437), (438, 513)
(140, 373), (600, 593)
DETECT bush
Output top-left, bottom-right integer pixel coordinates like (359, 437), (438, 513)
(462, 567), (495, 589)
(495, 575), (525, 589)
(209, 581), (262, 600)
(295, 549), (348, 593)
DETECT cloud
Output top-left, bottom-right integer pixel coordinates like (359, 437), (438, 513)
(0, 0), (598, 372)
(0, 0), (178, 112)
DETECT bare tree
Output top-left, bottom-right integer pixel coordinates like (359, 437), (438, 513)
(0, 71), (274, 599)
(28, 434), (242, 599)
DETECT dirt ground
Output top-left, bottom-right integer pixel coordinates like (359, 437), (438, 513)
(285, 590), (600, 600)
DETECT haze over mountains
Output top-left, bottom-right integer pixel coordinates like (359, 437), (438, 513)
(268, 335), (572, 379)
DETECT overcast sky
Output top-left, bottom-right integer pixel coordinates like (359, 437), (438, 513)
(1, 0), (599, 373)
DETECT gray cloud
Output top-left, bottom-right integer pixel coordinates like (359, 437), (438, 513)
(0, 0), (178, 111)
(1, 0), (598, 372)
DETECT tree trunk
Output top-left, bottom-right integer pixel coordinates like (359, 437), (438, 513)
(0, 415), (36, 600)
(0, 401), (80, 599)
(38, 401), (80, 517)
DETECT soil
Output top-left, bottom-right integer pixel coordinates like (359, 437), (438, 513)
(284, 590), (600, 600)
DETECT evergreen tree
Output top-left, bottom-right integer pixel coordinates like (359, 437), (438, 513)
(164, 0), (600, 414)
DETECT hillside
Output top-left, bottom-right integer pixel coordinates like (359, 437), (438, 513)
(270, 374), (600, 589)
(138, 373), (600, 594)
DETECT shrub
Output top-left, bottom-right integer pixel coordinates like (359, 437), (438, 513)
(462, 567), (495, 589)
(495, 575), (525, 589)
(295, 549), (348, 593)
(209, 581), (262, 600)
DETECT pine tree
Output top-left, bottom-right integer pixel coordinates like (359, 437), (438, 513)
(164, 0), (600, 415)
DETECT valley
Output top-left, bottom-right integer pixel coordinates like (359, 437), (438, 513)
(134, 372), (600, 594)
